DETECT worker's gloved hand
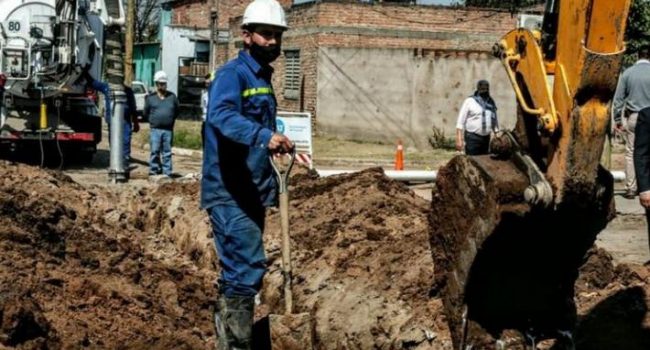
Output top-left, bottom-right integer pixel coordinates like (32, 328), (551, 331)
(133, 121), (140, 133)
(268, 133), (293, 153)
(640, 191), (650, 209)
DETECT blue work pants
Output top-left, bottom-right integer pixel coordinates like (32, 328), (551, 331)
(208, 204), (266, 297)
(150, 128), (173, 175)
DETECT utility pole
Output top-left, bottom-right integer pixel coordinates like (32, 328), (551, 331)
(209, 0), (218, 71)
(125, 0), (135, 84)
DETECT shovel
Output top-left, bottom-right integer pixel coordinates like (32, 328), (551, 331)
(267, 149), (314, 350)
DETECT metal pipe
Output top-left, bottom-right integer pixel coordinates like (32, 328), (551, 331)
(109, 90), (126, 183)
(316, 169), (438, 182)
(104, 21), (127, 183)
(316, 169), (627, 183)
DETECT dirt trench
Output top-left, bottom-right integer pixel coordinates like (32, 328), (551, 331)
(0, 161), (649, 349)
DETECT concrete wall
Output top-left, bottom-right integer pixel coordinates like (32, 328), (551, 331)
(317, 47), (517, 147)
(161, 26), (209, 95)
(274, 2), (516, 128)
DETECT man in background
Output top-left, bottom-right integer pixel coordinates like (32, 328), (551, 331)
(613, 46), (650, 199)
(455, 80), (499, 155)
(144, 70), (179, 177)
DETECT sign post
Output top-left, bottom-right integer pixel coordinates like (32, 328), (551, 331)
(276, 112), (313, 169)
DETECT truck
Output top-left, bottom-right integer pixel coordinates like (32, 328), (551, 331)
(0, 0), (124, 164)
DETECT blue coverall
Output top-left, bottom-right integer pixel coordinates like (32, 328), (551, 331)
(201, 50), (278, 297)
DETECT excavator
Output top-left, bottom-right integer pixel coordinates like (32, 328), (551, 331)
(429, 0), (631, 348)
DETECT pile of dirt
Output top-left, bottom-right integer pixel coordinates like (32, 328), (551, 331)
(573, 248), (650, 350)
(0, 162), (216, 349)
(260, 168), (451, 349)
(0, 161), (648, 349)
(96, 166), (452, 348)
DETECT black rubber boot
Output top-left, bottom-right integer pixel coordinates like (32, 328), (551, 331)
(214, 295), (255, 350)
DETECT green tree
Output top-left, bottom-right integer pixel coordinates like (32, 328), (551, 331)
(624, 0), (650, 66)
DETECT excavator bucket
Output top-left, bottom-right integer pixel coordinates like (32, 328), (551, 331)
(429, 155), (614, 348)
(431, 0), (630, 346)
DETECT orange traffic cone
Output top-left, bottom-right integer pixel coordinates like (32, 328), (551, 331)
(394, 139), (404, 170)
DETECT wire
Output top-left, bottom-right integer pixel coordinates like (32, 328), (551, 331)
(55, 100), (64, 169)
(38, 129), (44, 168)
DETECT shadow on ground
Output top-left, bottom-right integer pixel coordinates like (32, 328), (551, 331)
(569, 286), (650, 350)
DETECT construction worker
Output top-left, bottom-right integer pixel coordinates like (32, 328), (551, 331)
(455, 80), (499, 155)
(613, 46), (650, 199)
(200, 0), (293, 348)
(144, 70), (179, 177)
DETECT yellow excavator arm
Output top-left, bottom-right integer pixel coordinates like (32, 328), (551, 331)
(429, 1), (633, 348)
(496, 0), (631, 205)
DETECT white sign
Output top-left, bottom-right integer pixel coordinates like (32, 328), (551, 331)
(2, 19), (27, 37)
(277, 111), (313, 168)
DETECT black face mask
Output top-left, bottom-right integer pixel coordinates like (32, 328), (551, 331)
(250, 43), (281, 65)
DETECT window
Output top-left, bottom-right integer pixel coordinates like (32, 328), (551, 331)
(284, 50), (300, 100)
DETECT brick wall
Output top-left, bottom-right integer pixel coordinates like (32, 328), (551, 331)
(170, 0), (211, 27)
(185, 1), (517, 132)
(274, 2), (516, 124)
(171, 0), (293, 28)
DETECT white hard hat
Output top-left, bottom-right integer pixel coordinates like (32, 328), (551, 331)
(242, 0), (288, 30)
(154, 71), (168, 83)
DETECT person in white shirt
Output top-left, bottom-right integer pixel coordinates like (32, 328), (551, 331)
(613, 47), (650, 199)
(455, 80), (499, 155)
(201, 73), (211, 148)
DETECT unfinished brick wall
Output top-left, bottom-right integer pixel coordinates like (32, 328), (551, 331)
(315, 2), (515, 33)
(171, 0), (293, 29)
(275, 2), (515, 123)
(170, 0), (211, 27)
(203, 1), (518, 131)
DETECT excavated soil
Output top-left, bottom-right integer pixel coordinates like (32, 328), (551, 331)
(0, 162), (217, 349)
(0, 161), (649, 349)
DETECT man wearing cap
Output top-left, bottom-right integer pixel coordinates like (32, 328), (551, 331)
(144, 70), (179, 177)
(200, 0), (293, 348)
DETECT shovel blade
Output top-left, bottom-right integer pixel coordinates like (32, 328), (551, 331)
(269, 313), (314, 350)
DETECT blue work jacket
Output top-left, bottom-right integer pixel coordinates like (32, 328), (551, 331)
(201, 50), (278, 210)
